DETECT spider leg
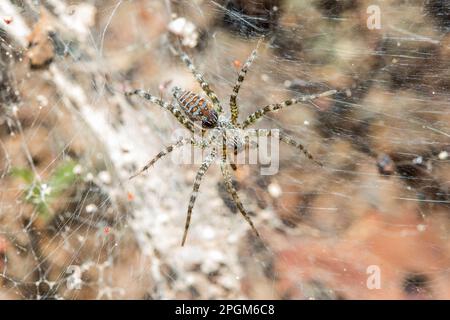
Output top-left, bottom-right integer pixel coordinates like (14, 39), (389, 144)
(279, 132), (324, 167)
(179, 53), (223, 114)
(220, 143), (260, 239)
(125, 89), (196, 133)
(240, 89), (337, 129)
(182, 148), (217, 246)
(130, 137), (205, 179)
(255, 129), (323, 167)
(230, 39), (262, 125)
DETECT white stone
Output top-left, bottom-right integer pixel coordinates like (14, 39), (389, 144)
(98, 170), (111, 184)
(417, 224), (427, 232)
(85, 203), (98, 213)
(168, 17), (199, 48)
(268, 182), (282, 198)
(438, 151), (448, 160)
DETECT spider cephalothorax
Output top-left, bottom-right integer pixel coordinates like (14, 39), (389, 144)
(126, 40), (336, 246)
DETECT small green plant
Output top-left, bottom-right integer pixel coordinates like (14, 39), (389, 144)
(11, 160), (79, 221)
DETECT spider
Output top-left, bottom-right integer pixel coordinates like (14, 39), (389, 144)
(125, 40), (336, 246)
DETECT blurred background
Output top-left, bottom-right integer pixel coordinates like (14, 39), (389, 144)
(0, 0), (449, 299)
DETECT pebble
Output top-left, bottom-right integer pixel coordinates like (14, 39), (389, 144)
(438, 151), (448, 160)
(417, 224), (427, 232)
(168, 17), (199, 48)
(201, 226), (216, 240)
(85, 203), (98, 213)
(98, 171), (111, 184)
(268, 182), (282, 198)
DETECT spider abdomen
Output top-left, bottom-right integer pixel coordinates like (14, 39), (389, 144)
(173, 87), (218, 128)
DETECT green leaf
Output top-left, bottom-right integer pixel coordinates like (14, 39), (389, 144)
(10, 167), (34, 184)
(48, 160), (78, 197)
(10, 160), (80, 223)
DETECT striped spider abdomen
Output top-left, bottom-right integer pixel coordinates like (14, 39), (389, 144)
(172, 87), (218, 128)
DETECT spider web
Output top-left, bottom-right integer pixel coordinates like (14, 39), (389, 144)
(0, 0), (449, 299)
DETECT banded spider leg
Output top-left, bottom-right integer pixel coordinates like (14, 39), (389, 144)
(125, 89), (197, 133)
(240, 90), (336, 129)
(220, 146), (260, 240)
(229, 39), (262, 125)
(179, 52), (223, 114)
(182, 148), (217, 246)
(252, 129), (324, 167)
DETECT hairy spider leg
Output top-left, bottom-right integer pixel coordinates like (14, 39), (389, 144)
(240, 89), (337, 129)
(125, 89), (196, 133)
(220, 142), (260, 239)
(255, 129), (323, 167)
(230, 39), (262, 125)
(182, 148), (217, 246)
(279, 132), (324, 167)
(179, 53), (223, 114)
(129, 137), (208, 179)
